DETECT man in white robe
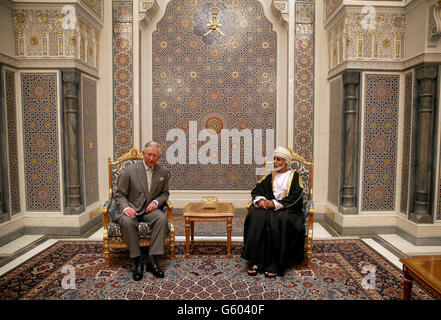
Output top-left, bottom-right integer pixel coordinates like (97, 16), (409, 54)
(241, 146), (305, 278)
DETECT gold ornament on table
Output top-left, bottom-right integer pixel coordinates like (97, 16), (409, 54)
(201, 196), (218, 209)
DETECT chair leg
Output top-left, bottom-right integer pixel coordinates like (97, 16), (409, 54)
(306, 238), (312, 268)
(170, 241), (175, 259)
(104, 242), (110, 267)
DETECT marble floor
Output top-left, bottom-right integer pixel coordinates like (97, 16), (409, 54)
(1, 222), (441, 278)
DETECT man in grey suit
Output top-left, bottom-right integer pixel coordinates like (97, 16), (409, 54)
(114, 141), (170, 280)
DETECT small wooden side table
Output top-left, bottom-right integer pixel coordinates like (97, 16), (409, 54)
(399, 255), (441, 300)
(183, 202), (235, 258)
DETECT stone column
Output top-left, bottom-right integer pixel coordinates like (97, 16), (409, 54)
(0, 64), (5, 218)
(62, 70), (83, 215)
(340, 71), (360, 214)
(410, 64), (438, 223)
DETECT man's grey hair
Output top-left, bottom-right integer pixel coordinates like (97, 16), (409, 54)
(144, 141), (162, 154)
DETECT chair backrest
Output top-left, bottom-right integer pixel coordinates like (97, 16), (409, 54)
(287, 148), (314, 203)
(108, 147), (143, 201)
(259, 149), (314, 203)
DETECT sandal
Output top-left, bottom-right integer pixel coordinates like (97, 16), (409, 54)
(247, 264), (259, 276)
(264, 272), (277, 279)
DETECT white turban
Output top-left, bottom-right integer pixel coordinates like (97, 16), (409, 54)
(273, 146), (292, 165)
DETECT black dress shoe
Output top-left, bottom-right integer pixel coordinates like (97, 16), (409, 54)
(146, 261), (164, 278)
(132, 256), (144, 281)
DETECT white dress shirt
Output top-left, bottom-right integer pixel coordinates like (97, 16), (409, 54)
(254, 170), (292, 211)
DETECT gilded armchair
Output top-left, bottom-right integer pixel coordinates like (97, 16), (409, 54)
(102, 147), (175, 266)
(247, 149), (314, 267)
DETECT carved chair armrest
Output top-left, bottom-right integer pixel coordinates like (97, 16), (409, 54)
(166, 200), (174, 224)
(306, 200), (314, 239)
(246, 201), (252, 214)
(103, 200), (112, 242)
(102, 200), (112, 233)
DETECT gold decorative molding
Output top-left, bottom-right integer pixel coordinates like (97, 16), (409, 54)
(89, 206), (101, 220)
(114, 146), (143, 164)
(29, 36), (39, 46)
(326, 207), (336, 219)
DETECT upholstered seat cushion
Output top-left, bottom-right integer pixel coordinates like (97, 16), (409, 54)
(108, 221), (152, 237)
(304, 200), (314, 236)
(105, 200), (171, 241)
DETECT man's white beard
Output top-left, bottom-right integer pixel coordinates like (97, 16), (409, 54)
(274, 164), (286, 172)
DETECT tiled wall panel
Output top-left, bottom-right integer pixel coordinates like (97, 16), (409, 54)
(113, 0), (134, 159)
(361, 74), (399, 211)
(82, 77), (99, 207)
(294, 1), (315, 161)
(21, 73), (61, 211)
(327, 76), (342, 207)
(152, 0), (277, 190)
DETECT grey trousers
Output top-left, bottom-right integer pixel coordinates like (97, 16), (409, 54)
(116, 209), (169, 259)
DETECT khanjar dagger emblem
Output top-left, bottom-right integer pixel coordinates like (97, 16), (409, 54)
(193, 2), (236, 45)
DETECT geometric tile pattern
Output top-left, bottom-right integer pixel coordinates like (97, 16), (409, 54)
(294, 1), (315, 161)
(400, 72), (414, 215)
(4, 69), (21, 215)
(82, 77), (99, 207)
(21, 73), (60, 211)
(327, 76), (342, 207)
(361, 74), (400, 211)
(112, 0), (134, 159)
(152, 0), (277, 190)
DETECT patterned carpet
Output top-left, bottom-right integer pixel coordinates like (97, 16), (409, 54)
(0, 239), (434, 300)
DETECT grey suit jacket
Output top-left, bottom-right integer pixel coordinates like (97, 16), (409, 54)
(114, 161), (170, 221)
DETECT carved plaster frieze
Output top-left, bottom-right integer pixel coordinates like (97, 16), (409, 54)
(327, 52), (441, 79)
(10, 4), (101, 73)
(139, 0), (159, 25)
(428, 1), (441, 47)
(326, 6), (406, 72)
(325, 0), (343, 21)
(271, 0), (289, 25)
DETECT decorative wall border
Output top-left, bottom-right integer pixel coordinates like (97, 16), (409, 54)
(112, 0), (134, 159)
(400, 70), (414, 215)
(294, 0), (315, 161)
(4, 68), (21, 215)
